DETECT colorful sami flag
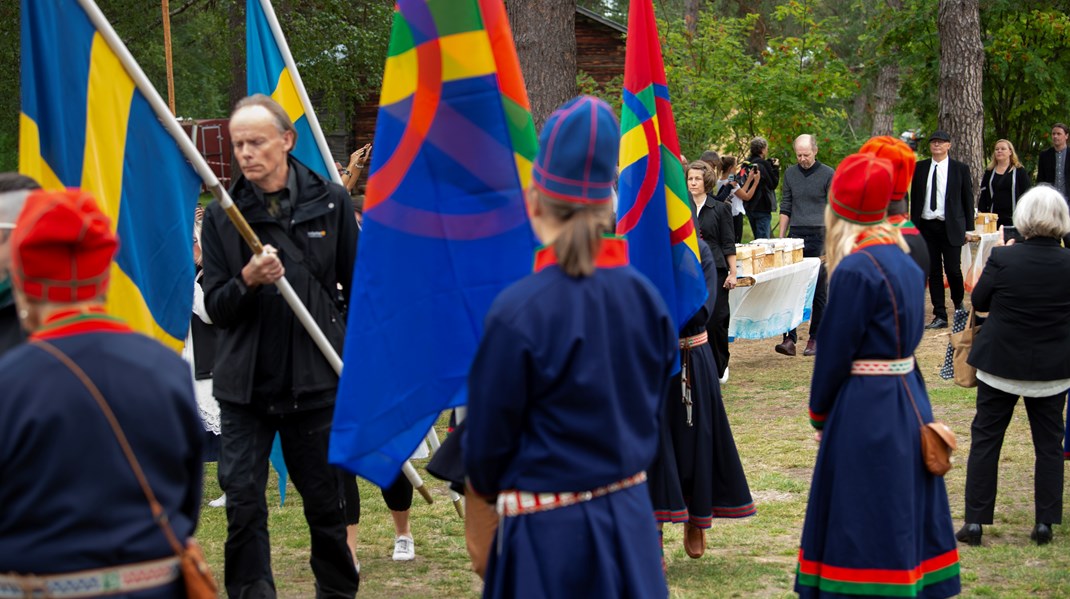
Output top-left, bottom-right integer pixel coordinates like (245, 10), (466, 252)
(616, 0), (707, 334)
(19, 0), (201, 351)
(246, 0), (335, 181)
(329, 0), (538, 487)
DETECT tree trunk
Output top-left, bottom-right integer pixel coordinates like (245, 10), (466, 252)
(937, 0), (985, 201)
(228, 0), (245, 109)
(684, 0), (703, 34)
(870, 64), (899, 137)
(508, 0), (577, 131)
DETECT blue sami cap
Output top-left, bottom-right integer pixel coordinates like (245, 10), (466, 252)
(531, 96), (619, 204)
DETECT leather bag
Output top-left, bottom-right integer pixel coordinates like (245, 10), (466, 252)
(951, 310), (980, 388)
(35, 341), (219, 598)
(919, 421), (958, 476)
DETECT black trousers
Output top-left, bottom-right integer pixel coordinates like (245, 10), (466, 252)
(917, 218), (964, 320)
(786, 226), (827, 343)
(732, 213), (745, 244)
(218, 402), (359, 599)
(963, 380), (1065, 525)
(342, 472), (414, 525)
(707, 268), (731, 377)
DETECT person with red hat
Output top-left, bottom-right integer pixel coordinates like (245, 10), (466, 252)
(0, 189), (204, 597)
(859, 135), (930, 278)
(795, 154), (961, 598)
(465, 96), (676, 598)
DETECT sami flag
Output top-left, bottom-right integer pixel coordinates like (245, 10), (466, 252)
(19, 0), (202, 350)
(247, 0), (334, 181)
(616, 0), (706, 334)
(330, 0), (538, 487)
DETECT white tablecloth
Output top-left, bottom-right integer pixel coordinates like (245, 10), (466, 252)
(961, 232), (1000, 292)
(728, 258), (821, 340)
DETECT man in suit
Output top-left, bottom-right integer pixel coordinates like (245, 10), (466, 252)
(1036, 122), (1067, 199)
(910, 130), (975, 329)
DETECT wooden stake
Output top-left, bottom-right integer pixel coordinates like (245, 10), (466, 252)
(161, 0), (175, 115)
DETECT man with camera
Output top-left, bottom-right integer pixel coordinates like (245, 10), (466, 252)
(745, 137), (780, 240)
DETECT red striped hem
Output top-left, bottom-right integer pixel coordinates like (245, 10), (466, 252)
(654, 508), (689, 523)
(797, 547), (959, 585)
(810, 409), (826, 429)
(711, 503), (757, 518)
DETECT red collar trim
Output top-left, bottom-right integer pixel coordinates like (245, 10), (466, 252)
(534, 236), (630, 272)
(852, 228), (900, 253)
(30, 307), (133, 341)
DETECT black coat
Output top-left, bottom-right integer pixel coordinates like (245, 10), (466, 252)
(746, 154), (780, 213)
(978, 166), (1031, 224)
(201, 157), (358, 410)
(0, 302), (24, 359)
(910, 157), (975, 246)
(696, 194), (736, 271)
(967, 236), (1070, 381)
(1036, 146), (1068, 188)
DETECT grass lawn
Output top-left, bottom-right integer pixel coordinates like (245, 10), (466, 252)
(195, 321), (1070, 598)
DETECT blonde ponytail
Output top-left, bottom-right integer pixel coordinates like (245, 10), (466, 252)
(540, 195), (614, 277)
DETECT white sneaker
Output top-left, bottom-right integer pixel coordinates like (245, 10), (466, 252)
(208, 493), (226, 508)
(718, 367), (729, 385)
(392, 535), (415, 561)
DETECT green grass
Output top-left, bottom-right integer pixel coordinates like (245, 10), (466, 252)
(194, 331), (1070, 597)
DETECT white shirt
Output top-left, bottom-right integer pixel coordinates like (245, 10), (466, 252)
(921, 157), (949, 221)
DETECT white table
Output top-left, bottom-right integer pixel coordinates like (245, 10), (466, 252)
(728, 257), (821, 340)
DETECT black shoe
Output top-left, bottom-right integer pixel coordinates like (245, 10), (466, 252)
(774, 338), (797, 356)
(1031, 523), (1053, 546)
(925, 317), (949, 330)
(955, 523), (982, 546)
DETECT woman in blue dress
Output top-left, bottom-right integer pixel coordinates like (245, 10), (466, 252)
(465, 96), (677, 598)
(795, 152), (961, 598)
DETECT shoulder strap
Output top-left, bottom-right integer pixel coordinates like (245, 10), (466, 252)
(32, 340), (187, 558)
(856, 250), (927, 428)
(259, 222), (343, 310)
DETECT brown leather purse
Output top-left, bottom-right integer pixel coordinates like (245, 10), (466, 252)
(35, 341), (219, 599)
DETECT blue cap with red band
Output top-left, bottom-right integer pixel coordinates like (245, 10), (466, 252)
(531, 95), (619, 204)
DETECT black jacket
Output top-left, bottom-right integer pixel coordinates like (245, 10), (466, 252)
(746, 154), (780, 214)
(967, 236), (1070, 381)
(0, 301), (24, 358)
(910, 157), (975, 246)
(1037, 146), (1067, 186)
(978, 166), (1031, 223)
(201, 158), (358, 410)
(696, 194), (736, 271)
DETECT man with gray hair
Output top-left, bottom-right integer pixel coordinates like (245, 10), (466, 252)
(201, 94), (359, 598)
(775, 135), (832, 357)
(745, 136), (780, 240)
(0, 173), (41, 356)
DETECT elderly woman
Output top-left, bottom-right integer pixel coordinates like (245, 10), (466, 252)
(958, 185), (1070, 546)
(977, 139), (1032, 229)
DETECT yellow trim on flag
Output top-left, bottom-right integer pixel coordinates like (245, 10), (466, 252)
(81, 32), (134, 221)
(272, 68), (305, 126)
(441, 30), (495, 83)
(380, 47), (417, 107)
(107, 265), (184, 350)
(18, 113), (63, 191)
(514, 152), (532, 191)
(618, 119), (661, 171)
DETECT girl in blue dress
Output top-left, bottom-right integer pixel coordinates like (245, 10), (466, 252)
(795, 152), (961, 598)
(465, 96), (676, 598)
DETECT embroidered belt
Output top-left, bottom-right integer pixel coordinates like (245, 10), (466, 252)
(0, 556), (180, 598)
(496, 471), (647, 517)
(850, 357), (914, 375)
(679, 331), (708, 349)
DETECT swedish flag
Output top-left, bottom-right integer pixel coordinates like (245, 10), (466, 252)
(246, 0), (335, 180)
(19, 0), (202, 350)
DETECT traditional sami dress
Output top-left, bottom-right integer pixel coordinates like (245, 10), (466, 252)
(649, 240), (755, 528)
(0, 309), (203, 598)
(466, 237), (677, 599)
(796, 239), (961, 598)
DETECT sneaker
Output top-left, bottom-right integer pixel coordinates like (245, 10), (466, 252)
(392, 535), (415, 561)
(718, 366), (729, 385)
(208, 493), (226, 508)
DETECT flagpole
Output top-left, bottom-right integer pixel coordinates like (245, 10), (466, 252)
(256, 0), (342, 186)
(161, 0), (176, 115)
(75, 0), (431, 500)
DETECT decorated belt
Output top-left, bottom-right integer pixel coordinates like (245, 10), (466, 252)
(0, 556), (180, 598)
(496, 471), (647, 517)
(679, 331), (708, 349)
(850, 357), (914, 375)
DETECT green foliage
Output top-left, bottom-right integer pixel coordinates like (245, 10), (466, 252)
(576, 70), (623, 115)
(661, 2), (857, 168)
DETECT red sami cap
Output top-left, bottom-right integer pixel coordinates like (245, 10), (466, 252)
(858, 136), (916, 201)
(11, 189), (118, 303)
(830, 154), (895, 225)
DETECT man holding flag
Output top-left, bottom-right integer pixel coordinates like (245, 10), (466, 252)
(201, 94), (359, 599)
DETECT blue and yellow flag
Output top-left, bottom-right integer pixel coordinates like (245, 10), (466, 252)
(246, 0), (334, 180)
(19, 0), (202, 350)
(329, 0), (538, 487)
(617, 0), (707, 334)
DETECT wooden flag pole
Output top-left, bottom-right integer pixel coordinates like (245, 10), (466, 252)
(161, 0), (176, 115)
(76, 0), (431, 501)
(426, 424), (463, 518)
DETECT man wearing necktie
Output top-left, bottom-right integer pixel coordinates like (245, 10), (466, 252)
(910, 130), (976, 329)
